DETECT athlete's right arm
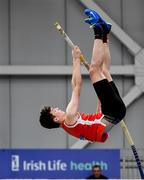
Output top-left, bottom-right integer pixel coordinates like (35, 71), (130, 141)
(65, 46), (82, 125)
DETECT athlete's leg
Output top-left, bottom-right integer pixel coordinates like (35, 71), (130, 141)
(100, 39), (115, 132)
(101, 39), (126, 132)
(89, 38), (106, 84)
(88, 25), (115, 131)
(84, 9), (126, 129)
(103, 39), (124, 99)
(102, 40), (112, 82)
(89, 35), (116, 131)
(101, 36), (126, 128)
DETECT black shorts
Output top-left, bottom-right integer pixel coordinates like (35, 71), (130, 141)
(93, 79), (126, 124)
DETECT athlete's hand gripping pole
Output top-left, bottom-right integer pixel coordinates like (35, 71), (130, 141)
(54, 22), (89, 71)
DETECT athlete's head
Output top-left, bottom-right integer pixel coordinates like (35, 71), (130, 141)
(39, 106), (65, 129)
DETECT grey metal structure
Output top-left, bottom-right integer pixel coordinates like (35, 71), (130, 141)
(0, 65), (134, 75)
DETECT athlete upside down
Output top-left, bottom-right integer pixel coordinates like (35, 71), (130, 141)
(39, 9), (126, 143)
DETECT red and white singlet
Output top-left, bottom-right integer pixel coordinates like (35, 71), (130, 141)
(61, 112), (108, 143)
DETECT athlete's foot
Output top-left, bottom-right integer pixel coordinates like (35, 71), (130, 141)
(84, 9), (112, 35)
(84, 8), (101, 26)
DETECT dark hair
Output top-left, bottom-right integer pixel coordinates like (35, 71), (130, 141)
(92, 165), (101, 170)
(39, 106), (60, 129)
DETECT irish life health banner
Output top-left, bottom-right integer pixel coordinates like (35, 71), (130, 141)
(0, 149), (120, 179)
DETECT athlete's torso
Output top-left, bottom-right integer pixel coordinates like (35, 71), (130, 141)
(61, 112), (108, 142)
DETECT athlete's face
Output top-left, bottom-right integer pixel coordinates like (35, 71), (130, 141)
(51, 107), (65, 123)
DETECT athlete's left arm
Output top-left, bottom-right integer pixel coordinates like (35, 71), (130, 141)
(65, 46), (82, 125)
